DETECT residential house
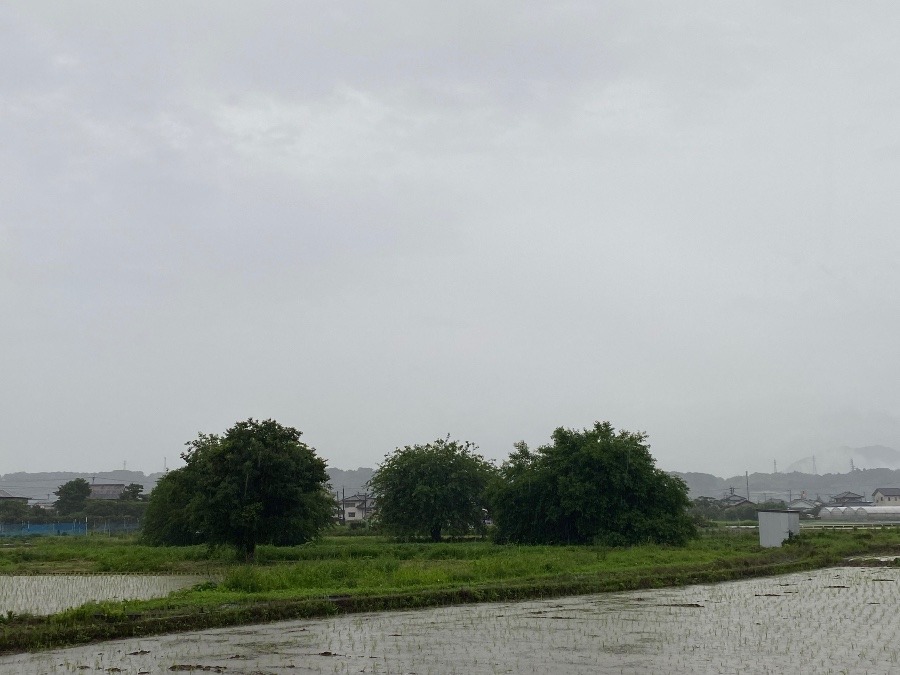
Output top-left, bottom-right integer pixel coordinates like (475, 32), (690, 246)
(873, 488), (900, 505)
(719, 493), (752, 508)
(89, 484), (125, 500)
(0, 489), (28, 504)
(828, 491), (871, 507)
(786, 498), (818, 513)
(340, 493), (376, 523)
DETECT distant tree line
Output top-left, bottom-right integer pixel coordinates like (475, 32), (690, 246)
(688, 497), (796, 524)
(0, 479), (148, 524)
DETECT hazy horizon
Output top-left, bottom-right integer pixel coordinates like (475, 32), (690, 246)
(4, 442), (900, 481)
(4, 3), (900, 478)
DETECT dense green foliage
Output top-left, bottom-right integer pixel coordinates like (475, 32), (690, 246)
(119, 483), (145, 501)
(143, 467), (199, 546)
(53, 478), (91, 516)
(143, 419), (334, 558)
(370, 437), (496, 541)
(491, 422), (696, 545)
(0, 500), (43, 522)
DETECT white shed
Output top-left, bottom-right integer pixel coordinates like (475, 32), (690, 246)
(758, 510), (800, 548)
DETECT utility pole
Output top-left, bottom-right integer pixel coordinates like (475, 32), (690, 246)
(773, 459), (777, 474)
(745, 471), (750, 501)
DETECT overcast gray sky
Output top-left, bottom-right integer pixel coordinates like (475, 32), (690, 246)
(3, 2), (900, 478)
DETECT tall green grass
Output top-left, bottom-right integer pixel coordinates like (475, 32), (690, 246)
(201, 531), (796, 600)
(3, 528), (897, 581)
(0, 535), (235, 574)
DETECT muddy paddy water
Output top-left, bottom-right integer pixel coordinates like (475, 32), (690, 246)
(2, 566), (899, 674)
(0, 575), (205, 616)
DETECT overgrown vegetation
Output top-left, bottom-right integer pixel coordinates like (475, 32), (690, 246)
(2, 528), (900, 653)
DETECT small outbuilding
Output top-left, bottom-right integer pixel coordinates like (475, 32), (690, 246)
(758, 510), (800, 548)
(89, 484), (126, 500)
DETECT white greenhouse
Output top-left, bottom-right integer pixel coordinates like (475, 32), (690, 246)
(819, 506), (900, 522)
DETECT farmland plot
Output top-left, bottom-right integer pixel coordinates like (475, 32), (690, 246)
(1, 566), (898, 674)
(0, 575), (204, 616)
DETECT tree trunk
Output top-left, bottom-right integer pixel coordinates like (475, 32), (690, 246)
(430, 526), (441, 543)
(243, 540), (256, 562)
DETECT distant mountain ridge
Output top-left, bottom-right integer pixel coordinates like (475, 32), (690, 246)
(785, 445), (900, 474)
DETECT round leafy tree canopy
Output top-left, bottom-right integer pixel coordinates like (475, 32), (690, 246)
(144, 419), (333, 558)
(491, 421), (696, 546)
(370, 437), (495, 542)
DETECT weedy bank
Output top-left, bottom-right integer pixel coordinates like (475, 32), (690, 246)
(1, 528), (899, 653)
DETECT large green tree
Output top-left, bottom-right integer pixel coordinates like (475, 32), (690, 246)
(54, 478), (91, 516)
(143, 466), (201, 546)
(369, 437), (496, 542)
(144, 419), (333, 559)
(0, 499), (30, 522)
(119, 483), (144, 501)
(491, 422), (696, 546)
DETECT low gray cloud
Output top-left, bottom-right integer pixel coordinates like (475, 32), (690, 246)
(3, 2), (900, 477)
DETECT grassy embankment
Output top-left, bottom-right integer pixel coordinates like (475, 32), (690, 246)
(1, 528), (900, 653)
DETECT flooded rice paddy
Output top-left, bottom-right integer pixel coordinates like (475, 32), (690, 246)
(0, 575), (204, 616)
(2, 565), (899, 674)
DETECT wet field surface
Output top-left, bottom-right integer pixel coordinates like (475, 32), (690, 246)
(1, 566), (897, 674)
(0, 575), (204, 616)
